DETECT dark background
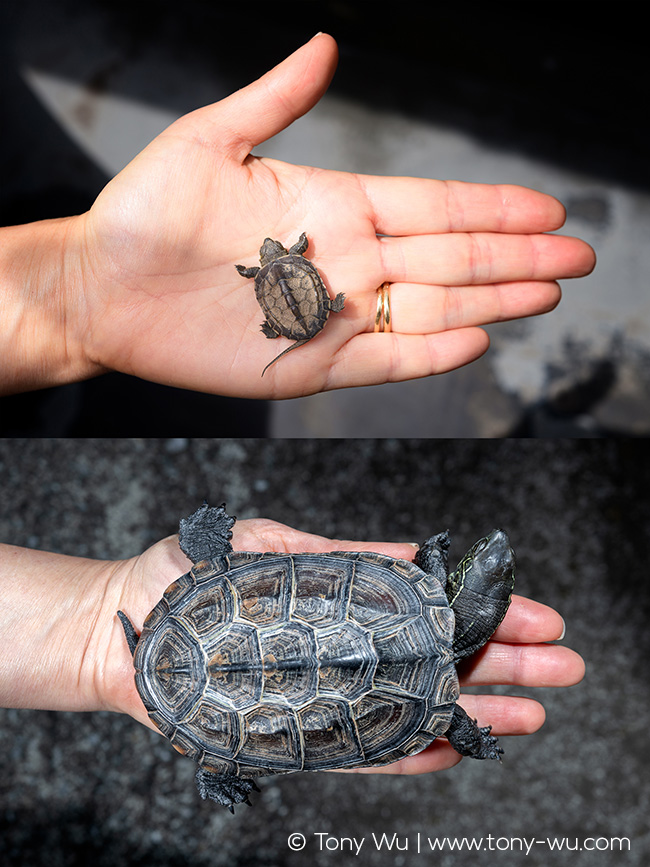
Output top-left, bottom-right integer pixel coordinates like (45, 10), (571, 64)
(0, 438), (648, 865)
(1, 1), (647, 436)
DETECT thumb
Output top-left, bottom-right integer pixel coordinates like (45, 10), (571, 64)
(185, 33), (338, 161)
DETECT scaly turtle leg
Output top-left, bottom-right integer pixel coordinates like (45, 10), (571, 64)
(178, 503), (235, 563)
(261, 321), (280, 338)
(446, 705), (503, 760)
(288, 232), (309, 255)
(413, 531), (450, 590)
(195, 769), (261, 812)
(235, 264), (260, 279)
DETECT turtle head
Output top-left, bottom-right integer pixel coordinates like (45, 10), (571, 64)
(454, 529), (515, 599)
(447, 529), (516, 662)
(259, 238), (288, 265)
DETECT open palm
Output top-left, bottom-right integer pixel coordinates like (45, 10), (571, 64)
(79, 34), (594, 399)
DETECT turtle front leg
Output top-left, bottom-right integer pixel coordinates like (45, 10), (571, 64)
(446, 704), (503, 761)
(288, 232), (309, 255)
(195, 769), (260, 812)
(413, 532), (450, 589)
(235, 264), (260, 279)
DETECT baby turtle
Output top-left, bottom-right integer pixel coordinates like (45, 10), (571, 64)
(235, 233), (345, 376)
(118, 504), (515, 811)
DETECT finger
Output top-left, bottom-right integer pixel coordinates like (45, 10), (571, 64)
(187, 34), (338, 161)
(349, 695), (545, 775)
(459, 693), (546, 736)
(459, 642), (586, 688)
(345, 740), (461, 775)
(379, 232), (596, 285)
(233, 518), (421, 562)
(324, 328), (490, 391)
(361, 177), (568, 235)
(383, 280), (561, 333)
(493, 595), (567, 644)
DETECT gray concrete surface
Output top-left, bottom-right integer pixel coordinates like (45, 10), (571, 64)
(2, 2), (648, 436)
(0, 439), (648, 865)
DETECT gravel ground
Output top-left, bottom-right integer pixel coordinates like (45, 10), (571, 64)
(0, 439), (648, 865)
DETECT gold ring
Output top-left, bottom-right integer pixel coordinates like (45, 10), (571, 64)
(374, 282), (391, 333)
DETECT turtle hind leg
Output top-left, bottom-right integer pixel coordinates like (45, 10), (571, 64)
(195, 769), (261, 812)
(261, 321), (280, 339)
(446, 704), (503, 761)
(261, 339), (309, 377)
(178, 503), (235, 563)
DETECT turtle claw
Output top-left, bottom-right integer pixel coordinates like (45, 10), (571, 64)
(195, 769), (261, 811)
(478, 725), (504, 761)
(260, 321), (279, 339)
(179, 503), (235, 562)
(446, 705), (505, 761)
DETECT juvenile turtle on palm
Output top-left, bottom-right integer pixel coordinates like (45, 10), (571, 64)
(235, 233), (345, 376)
(118, 503), (516, 812)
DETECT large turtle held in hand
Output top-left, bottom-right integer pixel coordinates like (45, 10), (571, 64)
(118, 504), (515, 811)
(235, 233), (345, 376)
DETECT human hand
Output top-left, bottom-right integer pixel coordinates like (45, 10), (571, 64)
(105, 518), (584, 776)
(50, 34), (595, 399)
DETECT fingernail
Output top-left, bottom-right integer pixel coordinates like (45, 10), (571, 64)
(407, 542), (420, 549)
(558, 617), (566, 641)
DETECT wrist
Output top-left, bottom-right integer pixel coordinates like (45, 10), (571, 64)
(0, 215), (107, 395)
(0, 545), (122, 713)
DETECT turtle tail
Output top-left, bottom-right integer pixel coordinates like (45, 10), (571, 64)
(117, 610), (139, 656)
(261, 339), (309, 377)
